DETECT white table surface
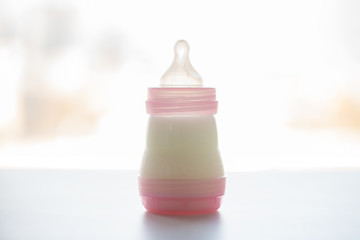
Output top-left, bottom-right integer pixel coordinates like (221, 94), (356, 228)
(0, 170), (359, 240)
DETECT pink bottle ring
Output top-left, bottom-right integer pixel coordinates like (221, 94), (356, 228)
(146, 88), (218, 116)
(139, 176), (226, 215)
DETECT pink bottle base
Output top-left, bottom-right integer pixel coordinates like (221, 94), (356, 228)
(139, 176), (226, 215)
(141, 195), (223, 215)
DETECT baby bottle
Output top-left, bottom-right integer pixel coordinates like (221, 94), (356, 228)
(139, 40), (225, 215)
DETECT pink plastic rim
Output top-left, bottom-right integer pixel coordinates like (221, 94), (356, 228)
(139, 177), (226, 215)
(146, 88), (218, 116)
(141, 195), (224, 215)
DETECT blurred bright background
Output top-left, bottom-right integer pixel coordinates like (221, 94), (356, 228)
(1, 0), (360, 171)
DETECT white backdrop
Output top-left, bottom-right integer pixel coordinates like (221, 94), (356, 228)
(1, 0), (360, 171)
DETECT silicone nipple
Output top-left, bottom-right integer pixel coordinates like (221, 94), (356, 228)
(160, 40), (203, 87)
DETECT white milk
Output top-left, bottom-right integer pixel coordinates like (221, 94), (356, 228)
(140, 116), (224, 179)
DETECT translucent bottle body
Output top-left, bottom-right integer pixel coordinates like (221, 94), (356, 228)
(139, 115), (225, 215)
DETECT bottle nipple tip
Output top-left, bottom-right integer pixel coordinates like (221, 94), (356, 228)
(174, 40), (190, 60)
